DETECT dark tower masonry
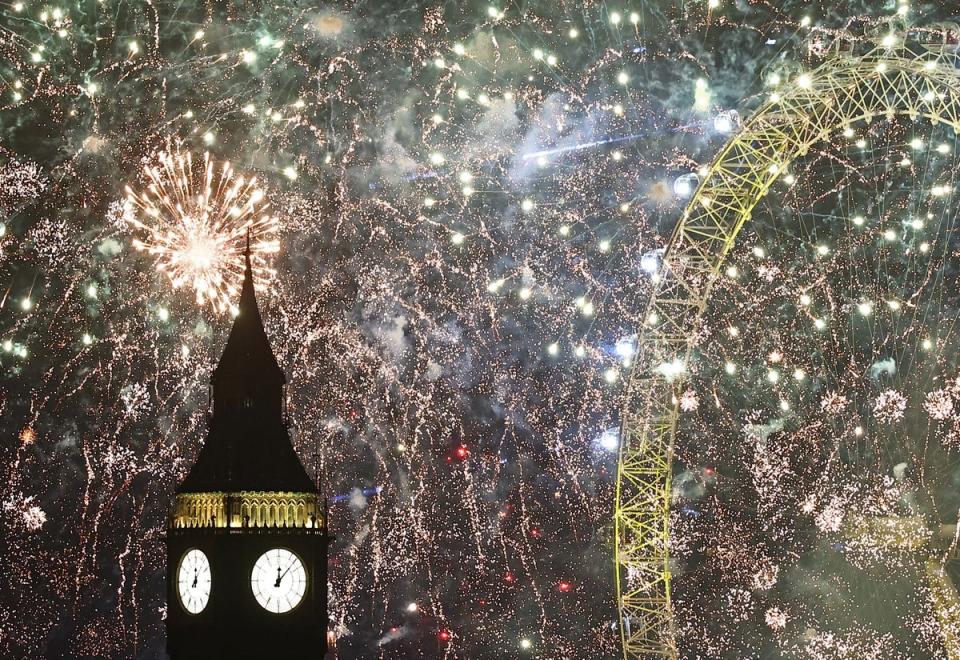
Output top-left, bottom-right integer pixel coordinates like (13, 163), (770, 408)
(166, 246), (329, 659)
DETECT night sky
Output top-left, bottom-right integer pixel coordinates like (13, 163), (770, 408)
(4, 1), (960, 658)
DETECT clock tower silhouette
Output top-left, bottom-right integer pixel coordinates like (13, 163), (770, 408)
(166, 244), (329, 659)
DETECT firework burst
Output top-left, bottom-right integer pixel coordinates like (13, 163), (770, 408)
(122, 150), (279, 312)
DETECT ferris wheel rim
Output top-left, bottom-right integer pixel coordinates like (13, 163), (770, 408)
(614, 44), (960, 659)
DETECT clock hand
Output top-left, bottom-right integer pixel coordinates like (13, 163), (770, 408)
(192, 568), (198, 589)
(278, 557), (298, 583)
(274, 565), (282, 588)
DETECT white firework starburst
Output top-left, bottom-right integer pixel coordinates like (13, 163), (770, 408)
(873, 389), (907, 424)
(122, 149), (279, 312)
(924, 389), (954, 421)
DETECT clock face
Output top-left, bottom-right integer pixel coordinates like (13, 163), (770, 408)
(251, 548), (307, 613)
(177, 549), (212, 614)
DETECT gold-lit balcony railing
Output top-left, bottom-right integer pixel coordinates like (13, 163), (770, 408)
(170, 491), (324, 530)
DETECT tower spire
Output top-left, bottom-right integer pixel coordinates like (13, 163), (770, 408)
(236, 229), (259, 328)
(177, 248), (316, 494)
(244, 229), (252, 274)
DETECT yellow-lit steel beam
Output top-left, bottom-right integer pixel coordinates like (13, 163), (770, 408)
(615, 41), (960, 658)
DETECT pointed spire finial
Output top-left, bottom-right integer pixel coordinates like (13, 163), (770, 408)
(235, 228), (256, 317)
(244, 229), (252, 278)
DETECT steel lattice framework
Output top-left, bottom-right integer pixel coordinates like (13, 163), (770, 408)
(614, 40), (960, 658)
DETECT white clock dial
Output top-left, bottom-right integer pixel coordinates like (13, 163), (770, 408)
(177, 549), (212, 614)
(251, 548), (307, 613)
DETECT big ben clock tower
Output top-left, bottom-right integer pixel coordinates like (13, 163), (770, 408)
(166, 246), (329, 659)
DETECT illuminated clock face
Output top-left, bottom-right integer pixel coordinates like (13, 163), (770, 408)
(177, 549), (212, 614)
(251, 548), (307, 613)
